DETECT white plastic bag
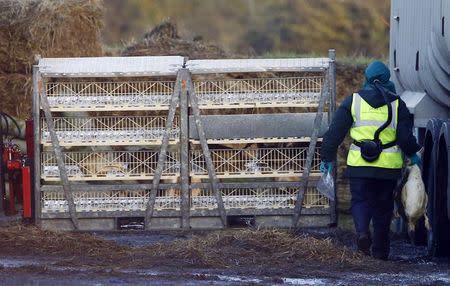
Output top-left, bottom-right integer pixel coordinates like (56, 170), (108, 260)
(316, 171), (335, 201)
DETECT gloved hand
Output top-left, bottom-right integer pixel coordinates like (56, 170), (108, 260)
(320, 161), (333, 173)
(409, 153), (422, 166)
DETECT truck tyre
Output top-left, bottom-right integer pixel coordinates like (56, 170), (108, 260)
(429, 123), (450, 257)
(419, 119), (442, 247)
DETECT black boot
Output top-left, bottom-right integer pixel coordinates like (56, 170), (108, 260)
(372, 252), (389, 260)
(357, 233), (372, 256)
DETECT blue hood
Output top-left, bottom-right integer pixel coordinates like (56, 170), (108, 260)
(360, 60), (398, 108)
(363, 60), (396, 94)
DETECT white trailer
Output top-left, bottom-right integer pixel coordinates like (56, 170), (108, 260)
(390, 0), (450, 256)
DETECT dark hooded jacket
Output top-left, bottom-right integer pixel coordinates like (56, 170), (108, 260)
(320, 61), (421, 179)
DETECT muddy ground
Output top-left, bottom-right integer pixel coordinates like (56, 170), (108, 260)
(0, 214), (449, 286)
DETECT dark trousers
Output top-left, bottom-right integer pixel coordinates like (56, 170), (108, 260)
(350, 177), (396, 257)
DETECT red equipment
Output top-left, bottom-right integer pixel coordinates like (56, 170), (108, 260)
(0, 118), (34, 219)
(2, 143), (31, 218)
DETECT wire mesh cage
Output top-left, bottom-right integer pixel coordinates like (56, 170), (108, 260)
(41, 189), (182, 213)
(190, 147), (321, 178)
(190, 187), (329, 210)
(35, 54), (336, 228)
(193, 76), (324, 109)
(45, 80), (176, 111)
(41, 150), (180, 181)
(41, 116), (180, 146)
(40, 186), (328, 213)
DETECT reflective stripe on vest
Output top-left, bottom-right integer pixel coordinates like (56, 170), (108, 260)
(351, 93), (398, 129)
(347, 93), (403, 169)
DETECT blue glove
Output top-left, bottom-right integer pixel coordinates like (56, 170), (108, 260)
(320, 161), (333, 173)
(409, 153), (422, 166)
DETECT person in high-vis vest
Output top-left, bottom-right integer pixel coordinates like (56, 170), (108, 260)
(320, 61), (421, 260)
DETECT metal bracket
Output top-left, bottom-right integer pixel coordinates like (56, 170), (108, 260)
(187, 73), (228, 227)
(144, 71), (181, 229)
(179, 69), (190, 229)
(292, 77), (329, 229)
(40, 86), (79, 230)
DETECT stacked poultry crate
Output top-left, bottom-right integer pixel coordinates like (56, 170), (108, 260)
(34, 56), (184, 230)
(33, 53), (336, 231)
(186, 55), (336, 228)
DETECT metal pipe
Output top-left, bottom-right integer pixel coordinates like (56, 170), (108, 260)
(32, 66), (41, 226)
(0, 115), (26, 139)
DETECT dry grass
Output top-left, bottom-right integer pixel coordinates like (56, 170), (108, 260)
(0, 74), (32, 119)
(122, 21), (228, 59)
(0, 0), (103, 74)
(0, 224), (127, 259)
(148, 229), (364, 268)
(0, 225), (365, 272)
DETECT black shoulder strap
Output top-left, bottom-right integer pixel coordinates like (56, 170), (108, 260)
(373, 81), (393, 143)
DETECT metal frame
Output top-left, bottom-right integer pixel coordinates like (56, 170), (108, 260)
(33, 52), (336, 231)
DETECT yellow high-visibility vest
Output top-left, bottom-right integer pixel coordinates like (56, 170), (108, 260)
(347, 93), (403, 169)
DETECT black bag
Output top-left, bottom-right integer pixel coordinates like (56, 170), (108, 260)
(359, 139), (382, 162)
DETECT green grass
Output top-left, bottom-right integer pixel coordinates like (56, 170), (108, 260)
(338, 55), (380, 66)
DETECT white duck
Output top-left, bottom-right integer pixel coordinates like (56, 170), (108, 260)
(401, 164), (431, 241)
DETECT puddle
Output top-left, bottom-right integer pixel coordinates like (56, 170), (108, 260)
(0, 258), (39, 268)
(282, 278), (328, 285)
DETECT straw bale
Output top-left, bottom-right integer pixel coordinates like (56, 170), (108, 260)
(0, 0), (104, 119)
(0, 0), (103, 74)
(122, 21), (228, 60)
(0, 74), (31, 119)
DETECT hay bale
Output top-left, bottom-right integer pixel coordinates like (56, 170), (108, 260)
(0, 74), (31, 119)
(0, 0), (104, 119)
(0, 0), (104, 74)
(122, 21), (228, 59)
